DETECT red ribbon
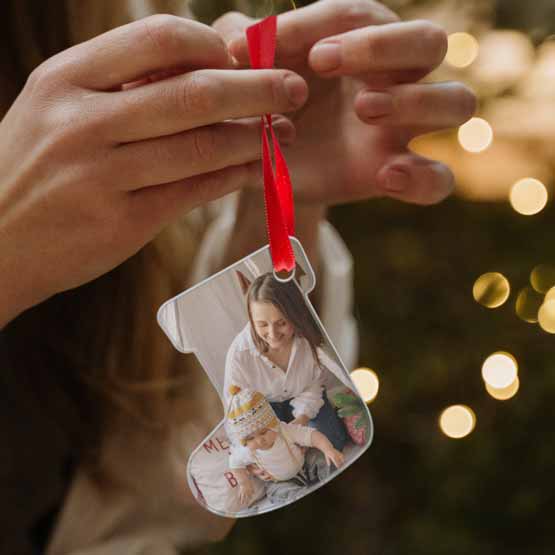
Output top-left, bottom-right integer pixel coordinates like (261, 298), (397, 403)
(246, 16), (296, 275)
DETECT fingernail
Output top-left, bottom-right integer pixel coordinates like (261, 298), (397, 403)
(385, 168), (410, 192)
(310, 42), (342, 73)
(283, 74), (308, 106)
(358, 91), (394, 119)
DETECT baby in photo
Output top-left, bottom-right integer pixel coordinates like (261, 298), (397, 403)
(226, 385), (345, 506)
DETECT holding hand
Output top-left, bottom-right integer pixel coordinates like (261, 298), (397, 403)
(214, 0), (476, 206)
(0, 15), (308, 326)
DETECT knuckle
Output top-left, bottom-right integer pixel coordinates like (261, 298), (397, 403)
(367, 32), (389, 64)
(404, 86), (430, 114)
(214, 10), (244, 29)
(25, 57), (68, 97)
(334, 0), (374, 29)
(331, 0), (398, 28)
(140, 14), (183, 55)
(179, 73), (221, 116)
(191, 126), (218, 163)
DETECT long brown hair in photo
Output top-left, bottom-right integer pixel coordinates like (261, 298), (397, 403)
(246, 273), (324, 367)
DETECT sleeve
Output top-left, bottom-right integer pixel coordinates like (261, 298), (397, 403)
(281, 422), (314, 448)
(228, 444), (254, 470)
(289, 372), (325, 420)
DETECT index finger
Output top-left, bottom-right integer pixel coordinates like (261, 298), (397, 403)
(228, 0), (398, 66)
(308, 20), (448, 77)
(48, 15), (233, 90)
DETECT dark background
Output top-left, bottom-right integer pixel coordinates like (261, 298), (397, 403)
(191, 1), (555, 553)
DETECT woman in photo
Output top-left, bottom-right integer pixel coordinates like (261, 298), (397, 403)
(224, 272), (350, 453)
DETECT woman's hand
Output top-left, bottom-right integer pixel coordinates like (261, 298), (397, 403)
(0, 15), (308, 327)
(214, 0), (476, 206)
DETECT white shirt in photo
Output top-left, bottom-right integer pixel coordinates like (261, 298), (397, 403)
(224, 323), (327, 419)
(228, 422), (314, 481)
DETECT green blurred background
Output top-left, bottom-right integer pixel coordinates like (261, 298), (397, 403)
(191, 1), (555, 553)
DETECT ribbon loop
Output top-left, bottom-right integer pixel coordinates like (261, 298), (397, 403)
(246, 16), (296, 274)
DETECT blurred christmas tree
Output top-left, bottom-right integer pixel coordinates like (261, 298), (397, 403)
(188, 1), (555, 554)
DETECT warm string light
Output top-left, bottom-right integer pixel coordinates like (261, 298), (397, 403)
(510, 178), (549, 216)
(473, 272), (510, 308)
(486, 377), (520, 401)
(515, 286), (543, 323)
(538, 300), (555, 333)
(458, 117), (493, 152)
(482, 352), (518, 389)
(446, 32), (479, 68)
(439, 405), (476, 439)
(350, 368), (379, 404)
(530, 264), (555, 293)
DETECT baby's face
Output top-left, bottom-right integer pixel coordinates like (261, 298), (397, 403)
(245, 427), (278, 451)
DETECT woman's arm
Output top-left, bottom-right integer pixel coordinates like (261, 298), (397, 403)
(289, 380), (325, 421)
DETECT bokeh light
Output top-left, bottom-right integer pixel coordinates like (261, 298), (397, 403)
(485, 377), (520, 401)
(446, 32), (479, 68)
(546, 286), (555, 302)
(473, 31), (534, 90)
(473, 272), (510, 308)
(530, 264), (555, 293)
(439, 405), (476, 439)
(351, 367), (379, 403)
(458, 118), (494, 153)
(482, 352), (518, 389)
(510, 178), (548, 215)
(515, 286), (544, 323)
(538, 300), (555, 333)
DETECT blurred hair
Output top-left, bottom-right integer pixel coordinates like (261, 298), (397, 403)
(246, 273), (324, 367)
(0, 0), (209, 464)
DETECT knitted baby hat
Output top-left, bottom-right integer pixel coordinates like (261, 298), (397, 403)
(227, 385), (279, 445)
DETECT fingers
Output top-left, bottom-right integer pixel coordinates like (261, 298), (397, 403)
(106, 69), (307, 143)
(213, 11), (253, 46)
(355, 81), (476, 132)
(113, 116), (294, 190)
(227, 0), (398, 66)
(129, 161), (260, 233)
(56, 15), (233, 90)
(376, 152), (455, 205)
(309, 20), (447, 77)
